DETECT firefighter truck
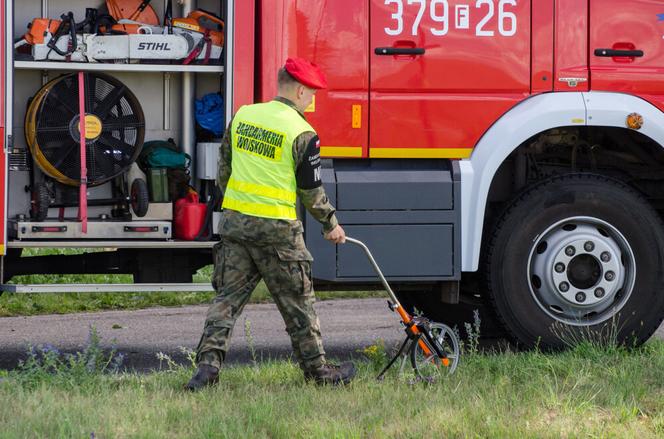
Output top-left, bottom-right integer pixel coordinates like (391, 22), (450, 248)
(1, 0), (664, 350)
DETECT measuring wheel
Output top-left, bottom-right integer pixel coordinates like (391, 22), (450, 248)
(410, 322), (460, 380)
(344, 237), (462, 382)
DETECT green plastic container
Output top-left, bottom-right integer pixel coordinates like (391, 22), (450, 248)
(147, 169), (170, 202)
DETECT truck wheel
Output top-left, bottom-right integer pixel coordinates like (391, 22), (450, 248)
(131, 178), (149, 217)
(485, 174), (664, 349)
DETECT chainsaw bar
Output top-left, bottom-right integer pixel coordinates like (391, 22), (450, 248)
(30, 28), (222, 63)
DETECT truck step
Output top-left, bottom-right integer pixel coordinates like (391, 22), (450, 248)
(10, 220), (172, 240)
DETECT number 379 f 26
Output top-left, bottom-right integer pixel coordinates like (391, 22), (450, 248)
(383, 0), (518, 37)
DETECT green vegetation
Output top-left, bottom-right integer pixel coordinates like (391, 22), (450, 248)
(1, 330), (662, 438)
(1, 248), (383, 316)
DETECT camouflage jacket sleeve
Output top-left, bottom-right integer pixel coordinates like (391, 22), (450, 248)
(216, 120), (233, 194)
(293, 131), (339, 233)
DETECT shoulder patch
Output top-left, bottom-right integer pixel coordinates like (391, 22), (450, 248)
(296, 136), (323, 190)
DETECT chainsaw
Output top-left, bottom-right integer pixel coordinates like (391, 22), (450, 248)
(15, 3), (224, 64)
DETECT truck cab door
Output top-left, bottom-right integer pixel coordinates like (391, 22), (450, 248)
(589, 0), (664, 106)
(369, 0), (531, 158)
(258, 0), (370, 159)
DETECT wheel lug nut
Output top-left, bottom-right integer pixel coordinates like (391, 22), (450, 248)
(575, 292), (586, 303)
(559, 282), (570, 292)
(555, 263), (566, 273)
(584, 241), (595, 252)
(605, 271), (616, 281)
(600, 252), (611, 262)
(594, 288), (605, 298)
(565, 246), (576, 256)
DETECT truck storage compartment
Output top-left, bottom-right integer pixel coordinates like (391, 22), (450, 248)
(305, 160), (461, 282)
(6, 0), (227, 243)
(338, 224), (454, 277)
(336, 167), (454, 210)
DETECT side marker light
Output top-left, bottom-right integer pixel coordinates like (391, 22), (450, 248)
(627, 113), (644, 130)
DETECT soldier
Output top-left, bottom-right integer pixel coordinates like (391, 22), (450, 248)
(186, 58), (356, 391)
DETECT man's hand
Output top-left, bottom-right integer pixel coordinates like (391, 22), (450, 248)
(324, 225), (346, 244)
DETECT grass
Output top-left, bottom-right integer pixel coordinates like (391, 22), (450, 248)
(1, 337), (663, 438)
(0, 248), (383, 317)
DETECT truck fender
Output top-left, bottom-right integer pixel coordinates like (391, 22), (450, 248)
(461, 91), (664, 272)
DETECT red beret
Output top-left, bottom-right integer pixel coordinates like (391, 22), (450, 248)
(284, 58), (328, 89)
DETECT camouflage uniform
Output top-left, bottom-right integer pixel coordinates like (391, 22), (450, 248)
(195, 97), (337, 372)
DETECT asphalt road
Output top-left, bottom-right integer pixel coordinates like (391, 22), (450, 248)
(0, 298), (405, 371)
(1, 298), (663, 371)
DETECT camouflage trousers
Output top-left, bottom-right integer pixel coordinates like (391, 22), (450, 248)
(195, 236), (326, 371)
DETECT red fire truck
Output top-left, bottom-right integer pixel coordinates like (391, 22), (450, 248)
(1, 0), (664, 349)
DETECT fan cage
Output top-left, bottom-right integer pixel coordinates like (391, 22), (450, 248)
(25, 72), (145, 187)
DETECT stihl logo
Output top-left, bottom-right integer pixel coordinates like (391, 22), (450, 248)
(137, 42), (172, 51)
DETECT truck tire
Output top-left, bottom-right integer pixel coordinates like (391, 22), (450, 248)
(485, 174), (664, 349)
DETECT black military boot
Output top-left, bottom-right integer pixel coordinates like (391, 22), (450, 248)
(304, 362), (356, 385)
(185, 364), (219, 391)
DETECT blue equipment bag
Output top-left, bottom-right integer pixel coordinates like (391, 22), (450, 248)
(195, 93), (224, 137)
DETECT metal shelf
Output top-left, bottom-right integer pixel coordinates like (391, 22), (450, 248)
(1, 283), (215, 293)
(14, 60), (224, 74)
(7, 240), (218, 249)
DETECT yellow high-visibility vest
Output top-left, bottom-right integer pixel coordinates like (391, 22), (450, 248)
(222, 100), (315, 220)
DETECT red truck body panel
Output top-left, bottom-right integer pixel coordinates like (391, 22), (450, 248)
(369, 0), (531, 158)
(232, 0), (256, 113)
(257, 0), (370, 159)
(554, 0), (589, 92)
(1, 0), (6, 256)
(589, 0), (664, 112)
(531, 0), (554, 94)
(256, 0), (537, 159)
(248, 0), (664, 147)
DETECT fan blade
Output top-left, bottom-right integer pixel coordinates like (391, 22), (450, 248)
(38, 139), (79, 151)
(97, 134), (135, 160)
(101, 115), (144, 131)
(84, 73), (97, 113)
(46, 89), (78, 117)
(36, 125), (71, 133)
(36, 139), (73, 151)
(93, 85), (126, 119)
(50, 143), (79, 171)
(102, 123), (143, 132)
(86, 144), (117, 182)
(91, 147), (116, 180)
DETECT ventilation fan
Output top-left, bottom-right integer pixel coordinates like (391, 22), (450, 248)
(25, 72), (145, 186)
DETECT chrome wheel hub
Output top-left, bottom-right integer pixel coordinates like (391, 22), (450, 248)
(528, 217), (636, 326)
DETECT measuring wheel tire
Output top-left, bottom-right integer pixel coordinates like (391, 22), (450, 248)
(485, 173), (664, 350)
(30, 182), (51, 221)
(410, 322), (460, 379)
(131, 178), (149, 218)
